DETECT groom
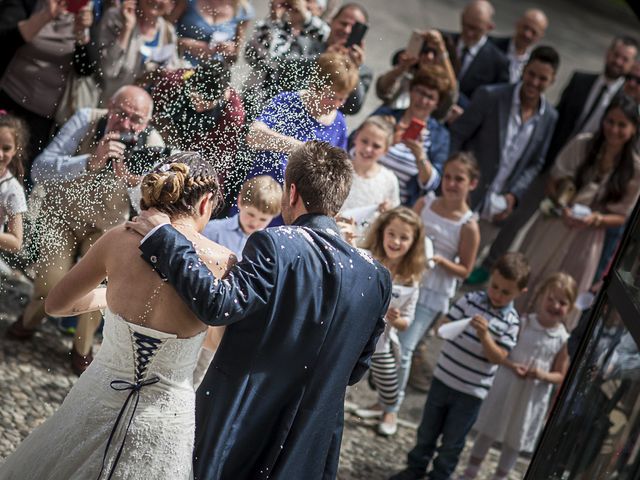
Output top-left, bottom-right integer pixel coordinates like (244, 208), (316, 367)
(128, 141), (392, 479)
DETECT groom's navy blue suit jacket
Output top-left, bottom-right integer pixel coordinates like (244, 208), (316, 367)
(140, 214), (391, 480)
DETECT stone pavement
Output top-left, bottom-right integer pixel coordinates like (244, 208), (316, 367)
(0, 312), (527, 479)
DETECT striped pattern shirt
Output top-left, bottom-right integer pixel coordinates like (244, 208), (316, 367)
(434, 290), (520, 399)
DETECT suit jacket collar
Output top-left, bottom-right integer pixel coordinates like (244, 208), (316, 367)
(496, 84), (516, 153)
(292, 213), (340, 234)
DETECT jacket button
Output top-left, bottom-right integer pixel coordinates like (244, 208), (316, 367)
(150, 255), (158, 264)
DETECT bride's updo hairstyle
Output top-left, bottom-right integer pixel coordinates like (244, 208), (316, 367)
(140, 152), (221, 217)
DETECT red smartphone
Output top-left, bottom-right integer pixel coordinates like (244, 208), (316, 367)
(66, 0), (90, 14)
(402, 118), (425, 141)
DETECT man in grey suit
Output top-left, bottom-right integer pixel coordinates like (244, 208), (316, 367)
(449, 45), (559, 259)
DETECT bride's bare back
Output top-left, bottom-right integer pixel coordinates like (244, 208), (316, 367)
(97, 225), (234, 338)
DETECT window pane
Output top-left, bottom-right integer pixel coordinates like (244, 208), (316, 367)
(526, 297), (640, 480)
(616, 218), (640, 312)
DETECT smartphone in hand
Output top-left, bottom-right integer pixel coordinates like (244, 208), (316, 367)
(405, 30), (424, 58)
(402, 118), (426, 141)
(345, 22), (368, 48)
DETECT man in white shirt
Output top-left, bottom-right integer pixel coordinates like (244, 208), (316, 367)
(450, 46), (560, 257)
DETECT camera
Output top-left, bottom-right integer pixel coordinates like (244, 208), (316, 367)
(112, 132), (173, 175)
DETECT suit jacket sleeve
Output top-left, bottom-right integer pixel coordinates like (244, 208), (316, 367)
(449, 86), (489, 154)
(509, 110), (558, 200)
(348, 270), (392, 385)
(140, 225), (277, 326)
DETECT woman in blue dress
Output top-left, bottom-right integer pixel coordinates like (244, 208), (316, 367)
(243, 51), (358, 224)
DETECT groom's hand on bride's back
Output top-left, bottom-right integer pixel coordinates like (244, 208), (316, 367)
(125, 209), (171, 238)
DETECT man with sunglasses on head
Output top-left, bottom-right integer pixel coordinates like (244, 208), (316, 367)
(7, 85), (164, 375)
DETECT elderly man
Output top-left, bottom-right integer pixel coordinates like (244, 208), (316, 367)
(442, 0), (509, 107)
(491, 9), (549, 83)
(7, 85), (164, 375)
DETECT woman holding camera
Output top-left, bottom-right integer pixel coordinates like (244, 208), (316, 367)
(516, 95), (640, 315)
(364, 64), (451, 206)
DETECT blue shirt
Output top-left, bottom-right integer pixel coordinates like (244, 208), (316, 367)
(246, 91), (348, 185)
(202, 215), (248, 260)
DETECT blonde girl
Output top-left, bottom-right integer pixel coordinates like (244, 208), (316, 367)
(356, 207), (426, 435)
(462, 272), (577, 480)
(0, 113), (29, 253)
(340, 116), (401, 213)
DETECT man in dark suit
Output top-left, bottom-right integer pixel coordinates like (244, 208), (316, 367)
(127, 141), (392, 480)
(442, 0), (509, 108)
(450, 46), (559, 257)
(468, 35), (639, 284)
(490, 9), (548, 83)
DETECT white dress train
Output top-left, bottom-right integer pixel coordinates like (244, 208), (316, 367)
(0, 309), (206, 480)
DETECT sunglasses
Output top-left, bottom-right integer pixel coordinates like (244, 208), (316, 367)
(626, 74), (640, 84)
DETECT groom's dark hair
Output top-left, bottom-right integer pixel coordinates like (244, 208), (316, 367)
(285, 141), (353, 216)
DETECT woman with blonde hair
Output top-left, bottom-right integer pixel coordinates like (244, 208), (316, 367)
(245, 51), (358, 224)
(0, 153), (234, 479)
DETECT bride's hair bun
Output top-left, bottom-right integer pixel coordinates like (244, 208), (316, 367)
(139, 153), (220, 217)
(141, 163), (190, 208)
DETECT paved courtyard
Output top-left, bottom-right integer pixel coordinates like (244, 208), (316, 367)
(0, 313), (528, 479)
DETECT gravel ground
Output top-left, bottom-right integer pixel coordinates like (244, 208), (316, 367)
(0, 311), (528, 479)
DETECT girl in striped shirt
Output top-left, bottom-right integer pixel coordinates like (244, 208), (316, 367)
(355, 207), (426, 436)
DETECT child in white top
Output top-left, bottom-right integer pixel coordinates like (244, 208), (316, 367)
(0, 113), (28, 253)
(395, 152), (481, 409)
(461, 272), (576, 480)
(340, 116), (400, 223)
(355, 207), (426, 435)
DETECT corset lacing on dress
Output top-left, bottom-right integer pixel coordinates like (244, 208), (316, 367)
(96, 331), (163, 480)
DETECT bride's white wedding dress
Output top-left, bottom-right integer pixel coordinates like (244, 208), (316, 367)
(0, 309), (206, 480)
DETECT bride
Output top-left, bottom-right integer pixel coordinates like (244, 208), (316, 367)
(0, 153), (234, 479)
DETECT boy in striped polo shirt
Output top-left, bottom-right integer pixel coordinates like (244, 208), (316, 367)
(391, 253), (530, 480)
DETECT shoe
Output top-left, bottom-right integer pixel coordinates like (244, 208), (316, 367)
(465, 266), (490, 285)
(71, 347), (93, 376)
(54, 316), (77, 336)
(388, 468), (426, 480)
(354, 406), (383, 419)
(377, 418), (398, 436)
(6, 316), (36, 340)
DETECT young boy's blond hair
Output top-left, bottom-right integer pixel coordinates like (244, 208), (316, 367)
(238, 176), (283, 215)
